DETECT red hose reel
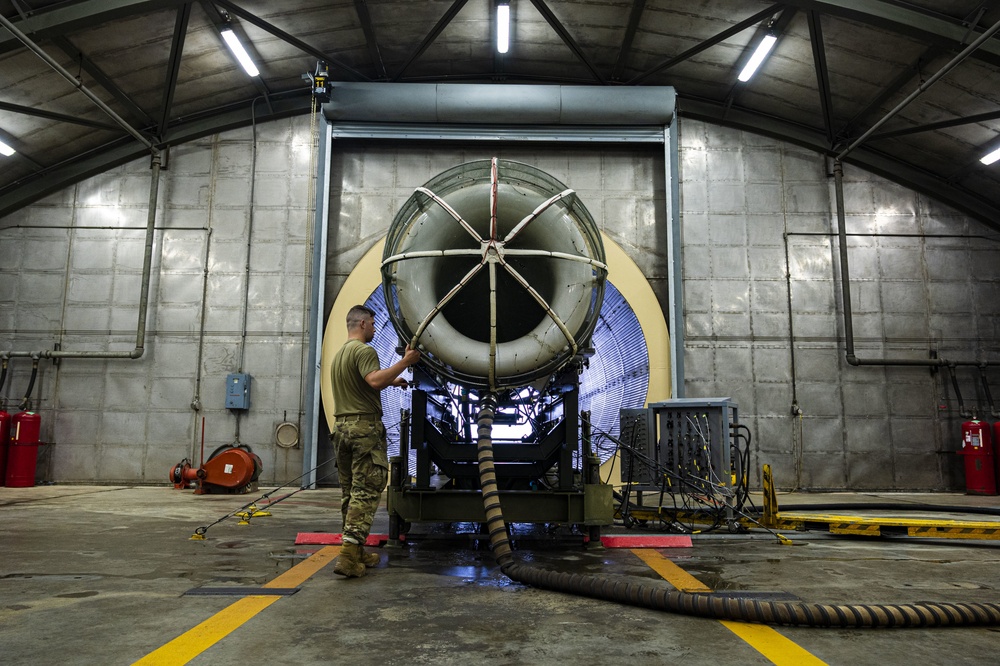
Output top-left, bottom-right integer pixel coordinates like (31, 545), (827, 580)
(169, 447), (262, 495)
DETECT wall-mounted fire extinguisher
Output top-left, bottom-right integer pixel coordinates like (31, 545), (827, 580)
(7, 410), (41, 487)
(6, 358), (41, 488)
(0, 356), (10, 485)
(959, 418), (996, 496)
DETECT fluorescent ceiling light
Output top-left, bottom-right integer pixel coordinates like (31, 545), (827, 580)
(0, 139), (14, 157)
(738, 33), (777, 82)
(221, 28), (260, 77)
(497, 4), (510, 54)
(980, 145), (1000, 165)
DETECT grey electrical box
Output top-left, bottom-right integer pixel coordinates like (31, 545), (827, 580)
(619, 398), (739, 514)
(225, 373), (251, 410)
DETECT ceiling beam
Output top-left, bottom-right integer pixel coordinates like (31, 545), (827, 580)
(354, 0), (387, 80)
(678, 93), (1000, 233)
(807, 10), (835, 146)
(869, 109), (1000, 140)
(50, 35), (157, 129)
(391, 0), (469, 81)
(628, 3), (783, 85)
(611, 0), (646, 82)
(528, 0), (606, 84)
(834, 44), (939, 146)
(0, 0), (185, 55)
(784, 0), (1000, 67)
(0, 92), (312, 219)
(157, 3), (192, 137)
(0, 100), (119, 131)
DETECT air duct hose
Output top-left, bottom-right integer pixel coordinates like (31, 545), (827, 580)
(18, 358), (38, 411)
(474, 398), (1000, 628)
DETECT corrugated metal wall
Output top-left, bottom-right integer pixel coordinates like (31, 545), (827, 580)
(0, 114), (997, 489)
(680, 119), (1000, 490)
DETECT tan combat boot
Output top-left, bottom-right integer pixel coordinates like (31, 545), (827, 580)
(360, 547), (380, 567)
(333, 542), (366, 578)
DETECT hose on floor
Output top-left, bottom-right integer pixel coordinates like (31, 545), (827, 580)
(474, 396), (1000, 628)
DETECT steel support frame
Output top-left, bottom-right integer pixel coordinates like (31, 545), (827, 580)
(387, 485), (614, 529)
(0, 0), (185, 54)
(807, 10), (835, 146)
(301, 119), (332, 488)
(629, 4), (783, 85)
(611, 0), (646, 82)
(391, 0), (469, 81)
(0, 100), (118, 131)
(528, 0), (606, 84)
(786, 0), (1000, 67)
(157, 3), (191, 137)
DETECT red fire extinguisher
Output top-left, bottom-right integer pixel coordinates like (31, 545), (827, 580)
(958, 419), (996, 495)
(994, 420), (1000, 493)
(0, 408), (10, 486)
(6, 411), (41, 488)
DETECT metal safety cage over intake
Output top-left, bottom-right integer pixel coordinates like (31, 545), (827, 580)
(381, 158), (607, 392)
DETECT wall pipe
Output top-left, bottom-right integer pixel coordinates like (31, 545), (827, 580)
(0, 12), (163, 362)
(0, 356), (7, 407)
(978, 366), (998, 418)
(2, 154), (162, 360)
(17, 358), (38, 410)
(832, 160), (997, 369)
(945, 364), (973, 419)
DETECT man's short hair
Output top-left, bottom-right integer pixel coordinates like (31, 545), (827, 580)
(346, 305), (375, 330)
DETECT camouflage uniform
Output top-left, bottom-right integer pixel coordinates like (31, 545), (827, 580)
(332, 417), (389, 545)
(331, 337), (388, 547)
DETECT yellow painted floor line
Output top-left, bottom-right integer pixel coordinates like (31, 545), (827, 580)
(132, 545), (341, 666)
(631, 549), (828, 666)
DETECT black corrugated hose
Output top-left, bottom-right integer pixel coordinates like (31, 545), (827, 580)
(475, 398), (1000, 628)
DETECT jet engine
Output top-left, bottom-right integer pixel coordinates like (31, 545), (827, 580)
(382, 158), (613, 539)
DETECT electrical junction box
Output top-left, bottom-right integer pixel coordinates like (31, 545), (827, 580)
(225, 373), (251, 410)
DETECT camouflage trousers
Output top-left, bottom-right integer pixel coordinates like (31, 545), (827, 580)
(332, 418), (389, 546)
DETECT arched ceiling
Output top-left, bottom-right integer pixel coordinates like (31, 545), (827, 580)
(1, 0), (999, 229)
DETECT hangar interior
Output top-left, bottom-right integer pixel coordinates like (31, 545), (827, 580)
(2, 1), (1000, 664)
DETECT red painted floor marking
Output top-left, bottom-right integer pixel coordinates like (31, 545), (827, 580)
(598, 535), (692, 548)
(295, 533), (400, 546)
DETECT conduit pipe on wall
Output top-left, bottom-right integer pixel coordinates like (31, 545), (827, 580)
(945, 365), (972, 419)
(17, 358), (38, 410)
(833, 160), (996, 370)
(979, 366), (998, 418)
(0, 13), (163, 362)
(1, 154), (162, 360)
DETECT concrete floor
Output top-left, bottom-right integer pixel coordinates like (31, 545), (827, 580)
(2, 485), (999, 665)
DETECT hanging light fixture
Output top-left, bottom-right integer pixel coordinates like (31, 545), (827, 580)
(497, 3), (511, 54)
(738, 33), (777, 82)
(221, 27), (260, 77)
(980, 145), (1000, 166)
(0, 138), (14, 157)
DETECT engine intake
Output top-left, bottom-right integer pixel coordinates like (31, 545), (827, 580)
(381, 158), (607, 390)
